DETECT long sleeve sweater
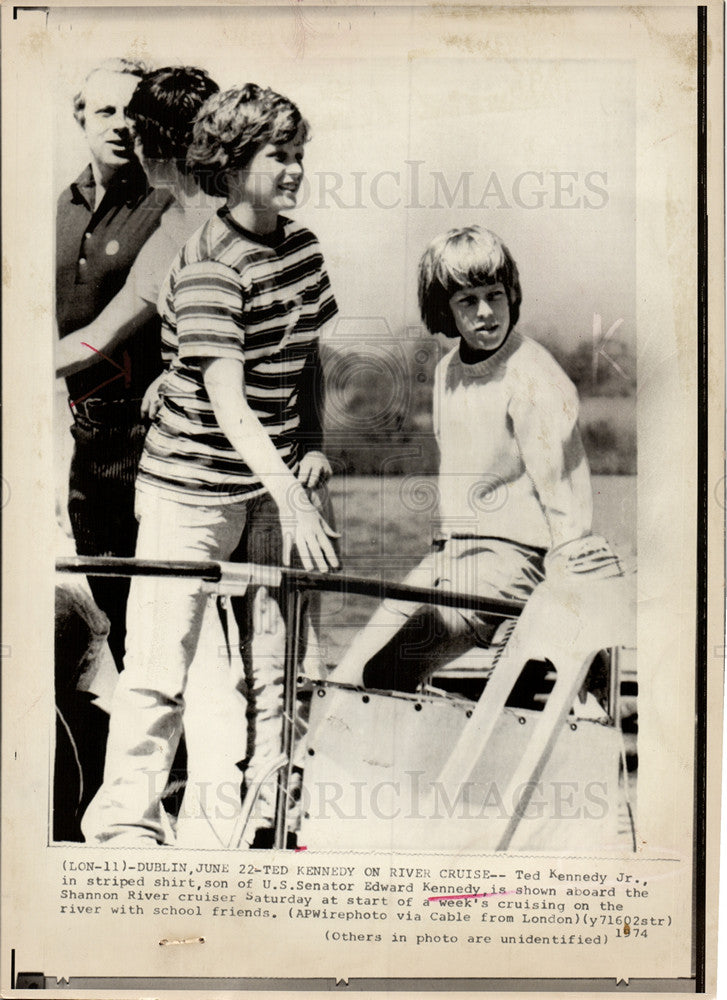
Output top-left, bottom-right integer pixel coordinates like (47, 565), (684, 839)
(432, 330), (593, 551)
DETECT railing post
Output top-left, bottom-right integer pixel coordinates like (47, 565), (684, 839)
(273, 581), (304, 850)
(607, 646), (621, 727)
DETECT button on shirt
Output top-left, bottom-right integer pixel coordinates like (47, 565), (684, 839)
(56, 161), (174, 403)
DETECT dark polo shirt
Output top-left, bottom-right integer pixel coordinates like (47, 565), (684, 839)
(56, 161), (174, 404)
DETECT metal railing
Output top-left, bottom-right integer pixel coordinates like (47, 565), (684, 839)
(57, 556), (525, 848)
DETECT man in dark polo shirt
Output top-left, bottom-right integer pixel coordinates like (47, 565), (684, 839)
(57, 58), (173, 673)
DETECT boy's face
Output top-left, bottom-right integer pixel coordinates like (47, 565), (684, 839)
(239, 138), (305, 215)
(449, 282), (511, 354)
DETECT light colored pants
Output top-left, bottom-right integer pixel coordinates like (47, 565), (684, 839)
(83, 490), (253, 845)
(230, 489), (332, 832)
(331, 537), (545, 691)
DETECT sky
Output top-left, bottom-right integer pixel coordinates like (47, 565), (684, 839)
(52, 5), (636, 356)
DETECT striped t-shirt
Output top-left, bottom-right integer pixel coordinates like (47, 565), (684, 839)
(136, 209), (338, 504)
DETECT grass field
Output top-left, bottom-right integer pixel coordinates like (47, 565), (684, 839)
(316, 474), (636, 665)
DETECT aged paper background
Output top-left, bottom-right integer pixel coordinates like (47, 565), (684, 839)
(1, 0), (723, 995)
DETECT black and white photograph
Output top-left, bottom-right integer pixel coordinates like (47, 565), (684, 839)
(50, 6), (638, 854)
(2, 1), (722, 994)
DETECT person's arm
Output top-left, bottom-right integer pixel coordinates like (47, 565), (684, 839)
(432, 353), (444, 449)
(509, 375), (593, 549)
(55, 221), (173, 379)
(55, 379), (74, 541)
(56, 280), (155, 379)
(296, 344), (332, 489)
(201, 356), (338, 572)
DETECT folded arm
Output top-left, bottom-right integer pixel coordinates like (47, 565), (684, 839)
(56, 281), (155, 379)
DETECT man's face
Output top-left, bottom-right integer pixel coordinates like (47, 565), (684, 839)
(82, 70), (140, 176)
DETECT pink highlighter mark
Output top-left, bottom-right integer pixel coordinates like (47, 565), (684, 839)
(295, 845), (308, 853)
(428, 889), (517, 902)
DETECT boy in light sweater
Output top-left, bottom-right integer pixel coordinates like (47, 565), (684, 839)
(330, 225), (595, 691)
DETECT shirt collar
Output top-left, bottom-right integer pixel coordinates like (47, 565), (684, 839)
(452, 328), (522, 379)
(69, 164), (95, 209)
(69, 160), (150, 211)
(218, 205), (289, 248)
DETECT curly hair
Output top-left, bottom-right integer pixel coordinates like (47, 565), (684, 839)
(126, 67), (219, 174)
(73, 57), (147, 128)
(418, 226), (522, 339)
(187, 83), (310, 197)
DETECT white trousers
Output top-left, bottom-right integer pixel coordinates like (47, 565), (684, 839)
(82, 490), (253, 845)
(331, 537), (545, 690)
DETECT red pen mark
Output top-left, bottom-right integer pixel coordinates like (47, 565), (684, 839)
(70, 345), (132, 408)
(428, 890), (517, 902)
(80, 342), (123, 369)
(295, 845), (308, 853)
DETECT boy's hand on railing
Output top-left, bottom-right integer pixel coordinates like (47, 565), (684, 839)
(280, 485), (340, 573)
(297, 451), (332, 490)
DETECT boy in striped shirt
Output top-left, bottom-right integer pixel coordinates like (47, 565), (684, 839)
(84, 84), (339, 845)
